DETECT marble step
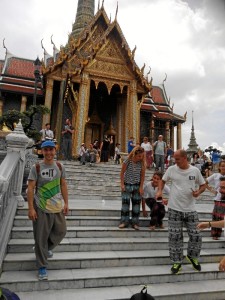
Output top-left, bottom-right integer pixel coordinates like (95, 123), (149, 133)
(1, 263), (225, 293)
(7, 236), (225, 253)
(10, 225), (214, 239)
(12, 279), (225, 300)
(13, 215), (217, 229)
(2, 248), (225, 272)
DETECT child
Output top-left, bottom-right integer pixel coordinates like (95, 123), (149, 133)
(114, 143), (121, 164)
(142, 171), (170, 230)
(206, 160), (225, 239)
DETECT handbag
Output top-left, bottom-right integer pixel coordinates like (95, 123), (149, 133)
(130, 286), (155, 300)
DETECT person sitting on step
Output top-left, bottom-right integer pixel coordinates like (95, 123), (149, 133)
(84, 143), (98, 166)
(142, 171), (170, 230)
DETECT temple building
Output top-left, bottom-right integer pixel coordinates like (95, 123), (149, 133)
(0, 0), (186, 155)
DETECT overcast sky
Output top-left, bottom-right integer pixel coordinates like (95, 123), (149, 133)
(0, 0), (225, 152)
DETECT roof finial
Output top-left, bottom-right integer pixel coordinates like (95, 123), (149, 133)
(3, 38), (7, 50)
(41, 39), (51, 66)
(101, 0), (104, 8)
(163, 73), (167, 83)
(192, 110), (194, 129)
(2, 38), (13, 58)
(115, 2), (118, 20)
(51, 35), (59, 62)
(3, 38), (8, 55)
(98, 0), (100, 10)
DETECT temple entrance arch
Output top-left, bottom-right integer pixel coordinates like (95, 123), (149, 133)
(84, 80), (126, 146)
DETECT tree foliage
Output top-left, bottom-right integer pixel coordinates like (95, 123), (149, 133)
(0, 105), (50, 140)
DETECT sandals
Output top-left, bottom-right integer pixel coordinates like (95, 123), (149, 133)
(118, 223), (127, 229)
(149, 226), (156, 230)
(132, 224), (139, 230)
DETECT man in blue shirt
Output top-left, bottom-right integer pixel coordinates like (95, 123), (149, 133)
(127, 137), (135, 153)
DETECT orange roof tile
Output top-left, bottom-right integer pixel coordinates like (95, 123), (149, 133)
(5, 57), (35, 78)
(151, 86), (166, 104)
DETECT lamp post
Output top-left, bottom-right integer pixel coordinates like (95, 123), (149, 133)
(33, 57), (42, 106)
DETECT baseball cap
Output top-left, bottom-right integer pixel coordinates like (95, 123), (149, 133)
(41, 140), (56, 148)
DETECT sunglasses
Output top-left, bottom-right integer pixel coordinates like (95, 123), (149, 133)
(135, 149), (144, 154)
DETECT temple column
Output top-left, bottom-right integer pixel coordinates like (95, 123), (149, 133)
(165, 121), (170, 146)
(177, 123), (182, 149)
(127, 80), (138, 148)
(42, 78), (54, 126)
(0, 99), (3, 116)
(74, 72), (90, 155)
(20, 96), (27, 112)
(150, 118), (155, 144)
(55, 80), (67, 147)
(116, 97), (123, 146)
(170, 124), (174, 150)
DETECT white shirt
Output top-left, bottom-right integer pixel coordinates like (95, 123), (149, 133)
(143, 181), (170, 200)
(163, 165), (205, 212)
(141, 142), (152, 152)
(207, 173), (225, 201)
(40, 129), (54, 140)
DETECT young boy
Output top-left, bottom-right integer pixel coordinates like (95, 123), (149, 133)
(27, 140), (69, 280)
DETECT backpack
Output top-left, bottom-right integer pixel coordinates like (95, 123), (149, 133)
(130, 286), (155, 300)
(153, 141), (166, 152)
(0, 287), (20, 300)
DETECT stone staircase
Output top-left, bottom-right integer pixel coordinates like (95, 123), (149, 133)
(1, 161), (225, 299)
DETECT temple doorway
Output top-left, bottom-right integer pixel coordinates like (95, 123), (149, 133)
(85, 80), (123, 145)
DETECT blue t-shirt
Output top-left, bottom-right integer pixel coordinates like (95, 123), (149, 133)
(128, 140), (134, 153)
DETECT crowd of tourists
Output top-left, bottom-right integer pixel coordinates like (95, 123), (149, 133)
(27, 127), (225, 282)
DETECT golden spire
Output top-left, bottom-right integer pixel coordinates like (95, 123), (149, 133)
(71, 0), (95, 39)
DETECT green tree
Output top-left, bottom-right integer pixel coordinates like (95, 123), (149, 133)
(0, 105), (50, 140)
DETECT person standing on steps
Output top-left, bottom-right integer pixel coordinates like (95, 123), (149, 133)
(197, 177), (225, 272)
(153, 135), (167, 173)
(62, 118), (74, 161)
(206, 160), (225, 240)
(27, 140), (69, 281)
(119, 146), (146, 230)
(156, 149), (206, 274)
(40, 123), (54, 141)
(127, 136), (136, 154)
(141, 136), (153, 169)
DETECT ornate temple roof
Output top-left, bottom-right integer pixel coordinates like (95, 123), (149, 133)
(42, 5), (151, 94)
(0, 52), (42, 96)
(142, 85), (186, 123)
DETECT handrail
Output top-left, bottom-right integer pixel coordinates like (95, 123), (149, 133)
(0, 121), (29, 273)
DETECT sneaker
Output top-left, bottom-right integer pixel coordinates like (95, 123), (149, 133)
(171, 263), (182, 274)
(38, 267), (48, 280)
(47, 250), (53, 258)
(186, 255), (201, 271)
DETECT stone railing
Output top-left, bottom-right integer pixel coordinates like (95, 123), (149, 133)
(0, 121), (29, 273)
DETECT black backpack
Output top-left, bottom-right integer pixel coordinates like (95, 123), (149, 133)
(130, 286), (155, 300)
(0, 288), (20, 300)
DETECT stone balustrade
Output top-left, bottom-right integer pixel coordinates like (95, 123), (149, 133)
(0, 120), (29, 272)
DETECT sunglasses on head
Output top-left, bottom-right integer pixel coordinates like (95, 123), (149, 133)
(135, 149), (144, 154)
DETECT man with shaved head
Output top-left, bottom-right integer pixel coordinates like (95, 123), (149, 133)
(156, 149), (206, 274)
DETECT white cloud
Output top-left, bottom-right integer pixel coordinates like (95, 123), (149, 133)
(0, 0), (225, 150)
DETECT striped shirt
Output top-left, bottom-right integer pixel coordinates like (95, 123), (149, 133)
(123, 159), (142, 184)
